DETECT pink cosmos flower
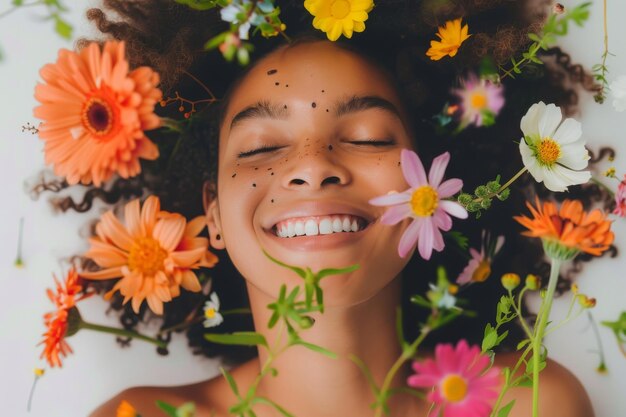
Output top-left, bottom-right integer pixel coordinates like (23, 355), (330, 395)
(408, 340), (502, 417)
(453, 73), (505, 128)
(613, 176), (626, 217)
(457, 232), (505, 285)
(369, 149), (468, 260)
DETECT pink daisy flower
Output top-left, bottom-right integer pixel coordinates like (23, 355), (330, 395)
(408, 340), (502, 417)
(453, 73), (505, 128)
(457, 231), (505, 285)
(369, 149), (467, 260)
(613, 175), (626, 217)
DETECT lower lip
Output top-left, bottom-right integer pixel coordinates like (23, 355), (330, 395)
(263, 225), (371, 251)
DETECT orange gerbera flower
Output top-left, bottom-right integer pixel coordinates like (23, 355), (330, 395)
(116, 400), (138, 417)
(81, 195), (218, 315)
(34, 40), (162, 187)
(426, 18), (471, 61)
(39, 268), (90, 367)
(514, 198), (614, 259)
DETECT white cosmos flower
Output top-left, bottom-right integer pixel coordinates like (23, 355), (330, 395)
(203, 292), (224, 328)
(610, 75), (626, 112)
(519, 102), (591, 192)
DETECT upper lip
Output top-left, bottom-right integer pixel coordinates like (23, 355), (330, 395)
(262, 201), (378, 231)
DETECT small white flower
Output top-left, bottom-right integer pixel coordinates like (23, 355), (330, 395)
(519, 102), (591, 192)
(610, 75), (626, 112)
(203, 292), (224, 328)
(219, 0), (260, 40)
(428, 284), (457, 309)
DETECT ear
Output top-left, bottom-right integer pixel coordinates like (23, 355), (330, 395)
(203, 181), (225, 250)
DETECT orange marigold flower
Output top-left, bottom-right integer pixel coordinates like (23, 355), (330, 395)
(34, 40), (162, 187)
(514, 198), (614, 259)
(426, 18), (471, 61)
(81, 195), (218, 315)
(38, 267), (90, 368)
(116, 400), (138, 417)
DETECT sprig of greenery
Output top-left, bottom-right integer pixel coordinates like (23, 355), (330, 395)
(204, 251), (357, 417)
(500, 2), (591, 79)
(602, 311), (626, 358)
(591, 0), (613, 104)
(457, 174), (512, 219)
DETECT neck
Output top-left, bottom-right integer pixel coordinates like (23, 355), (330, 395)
(245, 277), (420, 417)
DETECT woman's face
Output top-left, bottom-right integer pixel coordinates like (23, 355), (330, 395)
(207, 41), (416, 307)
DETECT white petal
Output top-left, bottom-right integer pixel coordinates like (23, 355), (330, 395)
(537, 103), (562, 138)
(520, 102), (543, 138)
(541, 167), (569, 192)
(552, 118), (582, 145)
(552, 164), (591, 189)
(519, 141), (543, 180)
(558, 141), (590, 170)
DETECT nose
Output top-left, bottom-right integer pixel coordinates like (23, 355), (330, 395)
(281, 147), (351, 190)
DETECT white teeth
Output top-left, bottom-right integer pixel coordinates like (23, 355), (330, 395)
(274, 215), (366, 238)
(332, 217), (343, 232)
(305, 219), (319, 236)
(319, 218), (333, 234)
(294, 221), (305, 236)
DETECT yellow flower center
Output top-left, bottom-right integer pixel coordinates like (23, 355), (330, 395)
(205, 308), (216, 319)
(127, 237), (168, 276)
(330, 0), (350, 19)
(472, 260), (491, 282)
(410, 186), (439, 217)
(440, 374), (468, 403)
(537, 138), (561, 165)
(82, 96), (115, 137)
(470, 92), (487, 109)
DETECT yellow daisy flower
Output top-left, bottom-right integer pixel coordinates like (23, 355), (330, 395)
(304, 0), (374, 41)
(426, 18), (471, 61)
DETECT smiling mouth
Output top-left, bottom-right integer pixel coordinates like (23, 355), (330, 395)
(272, 214), (370, 238)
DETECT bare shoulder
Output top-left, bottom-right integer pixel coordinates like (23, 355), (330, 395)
(88, 360), (259, 417)
(494, 352), (595, 417)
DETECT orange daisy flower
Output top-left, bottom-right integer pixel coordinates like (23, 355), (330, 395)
(116, 400), (139, 417)
(426, 18), (471, 61)
(39, 268), (90, 368)
(514, 198), (614, 259)
(34, 40), (162, 187)
(81, 195), (218, 315)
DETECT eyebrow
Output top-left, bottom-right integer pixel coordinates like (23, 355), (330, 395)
(228, 95), (403, 131)
(229, 100), (289, 130)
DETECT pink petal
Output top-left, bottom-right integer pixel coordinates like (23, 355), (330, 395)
(407, 374), (440, 388)
(437, 178), (463, 198)
(440, 200), (468, 219)
(369, 191), (411, 206)
(380, 204), (412, 225)
(401, 149), (427, 188)
(432, 227), (445, 252)
(398, 219), (421, 258)
(433, 210), (452, 231)
(418, 218), (435, 260)
(428, 152), (450, 188)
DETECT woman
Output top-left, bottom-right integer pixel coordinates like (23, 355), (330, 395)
(68, 0), (600, 415)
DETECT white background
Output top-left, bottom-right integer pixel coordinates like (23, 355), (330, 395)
(0, 1), (624, 416)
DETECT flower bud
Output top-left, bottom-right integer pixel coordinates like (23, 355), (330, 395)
(298, 316), (315, 329)
(571, 283), (579, 295)
(553, 3), (565, 14)
(34, 368), (45, 377)
(577, 295), (597, 309)
(501, 273), (521, 291)
(525, 274), (541, 290)
(447, 284), (459, 295)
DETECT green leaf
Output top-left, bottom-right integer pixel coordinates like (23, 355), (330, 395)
(262, 250), (306, 278)
(53, 14), (73, 39)
(482, 324), (497, 351)
(349, 354), (380, 395)
(204, 32), (228, 50)
(252, 397), (295, 417)
(516, 339), (531, 350)
(155, 401), (179, 417)
(410, 295), (432, 309)
(12, 0), (24, 5)
(497, 400), (516, 417)
(205, 331), (268, 347)
(175, 0), (218, 10)
(444, 230), (469, 250)
(527, 33), (542, 43)
(316, 263), (360, 279)
(292, 340), (337, 358)
(220, 367), (241, 397)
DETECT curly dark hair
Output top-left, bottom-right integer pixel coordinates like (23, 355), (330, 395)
(34, 0), (616, 366)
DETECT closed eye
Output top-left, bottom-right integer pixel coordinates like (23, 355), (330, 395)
(348, 139), (396, 146)
(237, 145), (284, 158)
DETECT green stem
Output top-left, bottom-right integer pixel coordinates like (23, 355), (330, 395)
(472, 167), (527, 204)
(0, 0), (43, 19)
(80, 321), (167, 349)
(490, 344), (533, 416)
(157, 308), (251, 335)
(590, 176), (615, 197)
(531, 257), (562, 417)
(374, 327), (431, 417)
(14, 217), (24, 267)
(510, 288), (533, 339)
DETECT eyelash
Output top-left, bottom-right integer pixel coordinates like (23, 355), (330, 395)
(238, 145), (283, 158)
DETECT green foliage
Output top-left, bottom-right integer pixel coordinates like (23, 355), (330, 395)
(457, 174), (509, 218)
(445, 230), (469, 251)
(174, 0), (221, 10)
(501, 2), (591, 79)
(497, 400), (516, 417)
(204, 331), (268, 347)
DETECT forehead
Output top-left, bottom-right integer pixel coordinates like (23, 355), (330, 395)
(221, 41), (406, 133)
